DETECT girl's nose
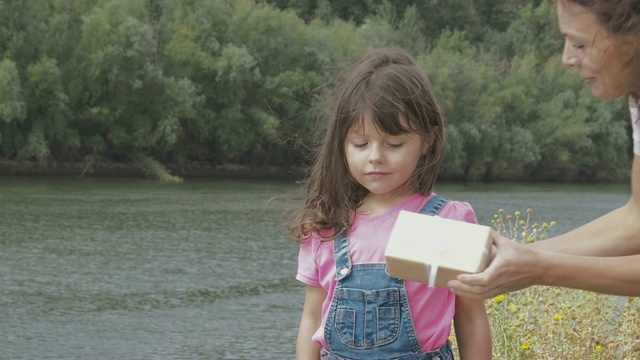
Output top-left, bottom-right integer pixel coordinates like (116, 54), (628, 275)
(368, 144), (384, 163)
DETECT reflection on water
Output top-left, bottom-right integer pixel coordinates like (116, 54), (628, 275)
(1, 178), (301, 359)
(0, 178), (629, 359)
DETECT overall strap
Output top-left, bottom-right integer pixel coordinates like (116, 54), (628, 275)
(419, 194), (450, 216)
(333, 232), (352, 281)
(333, 194), (449, 281)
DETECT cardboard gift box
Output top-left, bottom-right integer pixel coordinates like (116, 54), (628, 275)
(385, 210), (493, 288)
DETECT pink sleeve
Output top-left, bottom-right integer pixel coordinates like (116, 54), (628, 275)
(296, 238), (321, 286)
(437, 200), (478, 225)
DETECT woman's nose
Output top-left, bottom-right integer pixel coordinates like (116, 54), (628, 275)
(561, 42), (580, 67)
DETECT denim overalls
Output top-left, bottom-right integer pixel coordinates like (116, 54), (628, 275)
(320, 195), (454, 360)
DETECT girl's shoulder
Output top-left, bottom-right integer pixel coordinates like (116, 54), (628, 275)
(436, 195), (478, 225)
(301, 228), (335, 248)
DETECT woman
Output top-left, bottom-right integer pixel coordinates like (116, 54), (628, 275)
(448, 0), (640, 299)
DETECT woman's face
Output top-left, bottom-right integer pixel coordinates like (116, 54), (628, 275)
(557, 1), (638, 100)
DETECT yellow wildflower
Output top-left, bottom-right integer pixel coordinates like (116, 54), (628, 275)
(518, 312), (526, 319)
(521, 342), (530, 350)
(554, 314), (562, 321)
(492, 295), (505, 304)
(595, 345), (602, 352)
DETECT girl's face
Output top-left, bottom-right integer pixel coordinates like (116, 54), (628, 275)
(557, 1), (638, 100)
(345, 114), (428, 204)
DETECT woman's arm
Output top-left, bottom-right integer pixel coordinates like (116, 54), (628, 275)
(296, 285), (327, 360)
(447, 156), (640, 299)
(530, 155), (640, 256)
(539, 251), (640, 295)
(453, 296), (492, 360)
(449, 230), (640, 299)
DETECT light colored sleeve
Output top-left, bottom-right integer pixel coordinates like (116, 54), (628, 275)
(296, 237), (321, 287)
(437, 200), (479, 225)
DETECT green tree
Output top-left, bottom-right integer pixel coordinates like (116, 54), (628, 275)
(425, 30), (543, 181)
(22, 57), (75, 160)
(0, 59), (26, 156)
(358, 1), (427, 55)
(530, 58), (627, 181)
(423, 31), (497, 180)
(67, 0), (202, 178)
(0, 0), (628, 181)
(473, 0), (516, 33)
(0, 0), (51, 72)
(164, 0), (329, 165)
(483, 0), (561, 63)
(161, 0), (230, 162)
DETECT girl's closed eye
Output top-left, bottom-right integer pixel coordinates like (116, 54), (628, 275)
(347, 136), (368, 147)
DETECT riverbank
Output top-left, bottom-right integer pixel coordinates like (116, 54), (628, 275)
(0, 158), (629, 183)
(0, 159), (303, 181)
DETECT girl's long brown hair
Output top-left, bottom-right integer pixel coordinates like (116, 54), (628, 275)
(287, 47), (446, 242)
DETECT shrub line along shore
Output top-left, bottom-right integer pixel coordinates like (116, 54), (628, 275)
(0, 160), (304, 181)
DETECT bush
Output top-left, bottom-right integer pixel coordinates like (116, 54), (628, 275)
(450, 209), (640, 359)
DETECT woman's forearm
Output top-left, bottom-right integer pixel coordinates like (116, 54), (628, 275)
(530, 203), (640, 256)
(531, 156), (640, 257)
(539, 251), (640, 296)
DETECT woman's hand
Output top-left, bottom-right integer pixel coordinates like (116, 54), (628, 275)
(447, 231), (543, 300)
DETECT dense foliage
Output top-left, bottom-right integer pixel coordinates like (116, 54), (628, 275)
(0, 0), (630, 181)
(452, 209), (640, 358)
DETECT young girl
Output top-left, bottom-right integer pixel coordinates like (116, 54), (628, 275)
(290, 47), (491, 360)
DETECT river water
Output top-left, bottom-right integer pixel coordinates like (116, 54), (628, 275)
(0, 178), (630, 359)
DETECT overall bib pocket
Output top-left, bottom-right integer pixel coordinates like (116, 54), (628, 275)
(334, 287), (400, 349)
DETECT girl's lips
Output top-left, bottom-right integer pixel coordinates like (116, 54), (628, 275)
(583, 76), (596, 85)
(366, 171), (389, 179)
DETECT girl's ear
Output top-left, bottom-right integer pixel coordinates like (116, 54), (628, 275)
(422, 126), (440, 155)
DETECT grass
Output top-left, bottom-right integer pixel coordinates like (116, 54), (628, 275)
(451, 209), (640, 359)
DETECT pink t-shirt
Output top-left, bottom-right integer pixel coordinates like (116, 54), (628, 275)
(296, 192), (478, 352)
